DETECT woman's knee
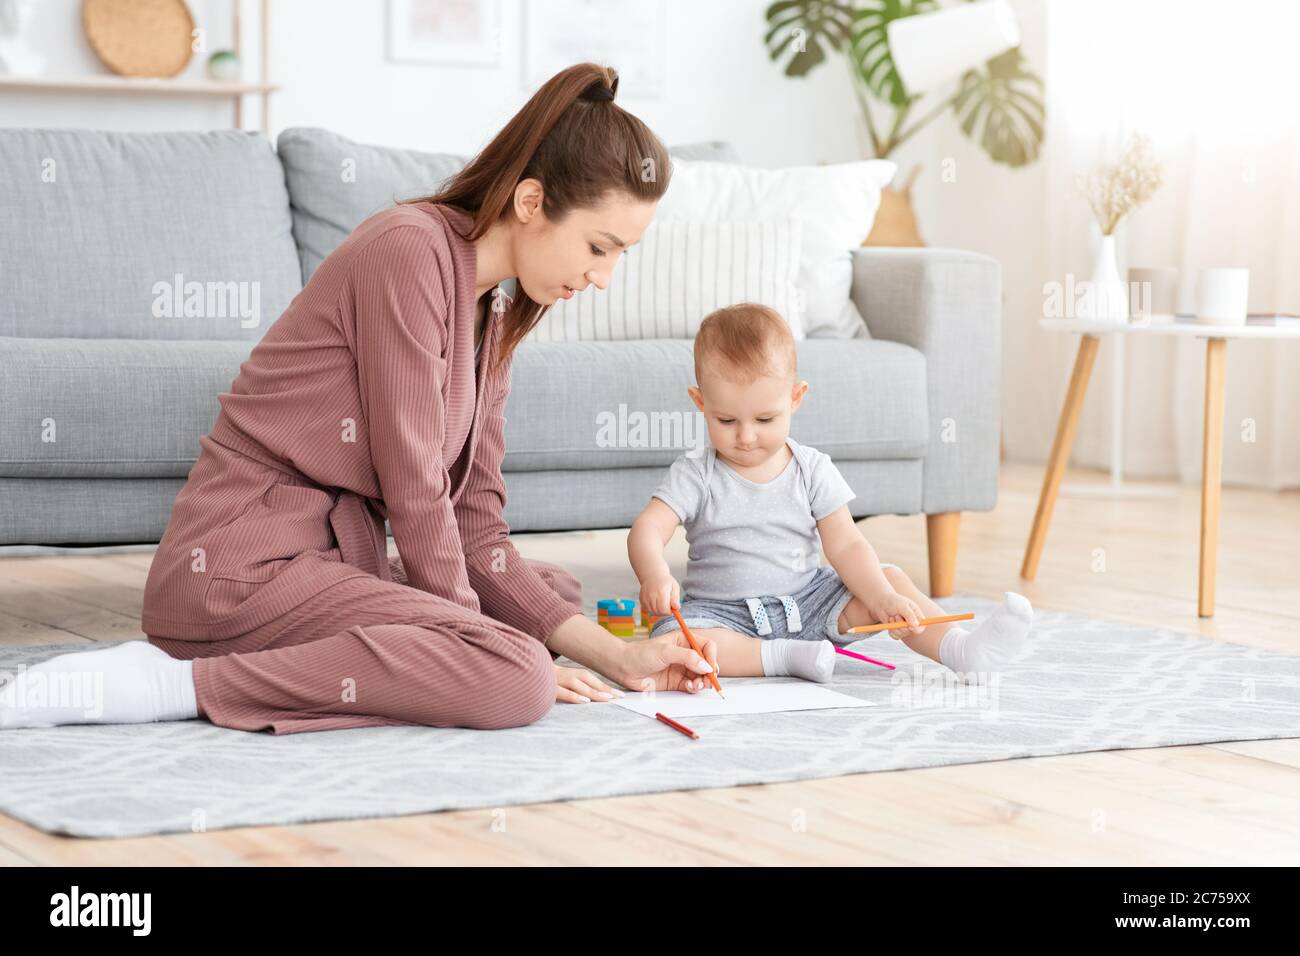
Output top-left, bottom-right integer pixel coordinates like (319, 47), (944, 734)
(464, 634), (554, 729)
(357, 616), (554, 729)
(515, 636), (556, 725)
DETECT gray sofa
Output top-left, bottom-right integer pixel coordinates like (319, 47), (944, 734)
(0, 127), (1000, 596)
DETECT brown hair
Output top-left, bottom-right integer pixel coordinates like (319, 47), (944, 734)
(400, 63), (672, 374)
(693, 304), (798, 386)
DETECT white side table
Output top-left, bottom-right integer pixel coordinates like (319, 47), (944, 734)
(1022, 316), (1300, 617)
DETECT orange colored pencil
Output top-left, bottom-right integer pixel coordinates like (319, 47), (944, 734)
(655, 712), (699, 739)
(670, 603), (725, 698)
(848, 612), (974, 634)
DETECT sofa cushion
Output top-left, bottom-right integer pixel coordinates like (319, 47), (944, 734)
(276, 126), (744, 283)
(528, 218), (806, 341)
(654, 156), (896, 340)
(1, 335), (926, 481)
(0, 337), (251, 479)
(0, 129), (301, 340)
(277, 128), (466, 285)
(501, 338), (928, 471)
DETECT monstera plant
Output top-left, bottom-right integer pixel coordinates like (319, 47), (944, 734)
(764, 0), (1045, 244)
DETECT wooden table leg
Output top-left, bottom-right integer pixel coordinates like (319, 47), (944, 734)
(926, 511), (961, 598)
(1199, 337), (1228, 617)
(1021, 334), (1101, 581)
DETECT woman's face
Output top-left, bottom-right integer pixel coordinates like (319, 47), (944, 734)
(511, 181), (657, 305)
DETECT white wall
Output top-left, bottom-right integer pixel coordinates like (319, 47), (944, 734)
(1, 0), (865, 167)
(896, 0), (1049, 467)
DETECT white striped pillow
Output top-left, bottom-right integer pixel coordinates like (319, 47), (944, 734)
(526, 219), (805, 342)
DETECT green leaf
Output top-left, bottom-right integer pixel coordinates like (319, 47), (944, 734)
(763, 0), (857, 77)
(848, 0), (938, 107)
(951, 47), (1046, 168)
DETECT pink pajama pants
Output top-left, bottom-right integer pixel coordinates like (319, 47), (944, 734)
(148, 555), (581, 735)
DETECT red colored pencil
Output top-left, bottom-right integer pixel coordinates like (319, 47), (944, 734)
(656, 712), (699, 739)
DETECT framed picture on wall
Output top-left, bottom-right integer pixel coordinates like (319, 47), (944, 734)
(523, 0), (665, 96)
(387, 0), (502, 66)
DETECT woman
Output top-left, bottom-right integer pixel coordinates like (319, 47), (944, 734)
(0, 63), (719, 735)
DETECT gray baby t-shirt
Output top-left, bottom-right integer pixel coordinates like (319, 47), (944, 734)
(651, 437), (856, 602)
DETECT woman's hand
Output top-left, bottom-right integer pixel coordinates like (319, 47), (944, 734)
(639, 572), (681, 616)
(865, 590), (925, 639)
(614, 630), (719, 694)
(554, 664), (624, 704)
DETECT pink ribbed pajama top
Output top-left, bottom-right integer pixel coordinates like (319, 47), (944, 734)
(141, 202), (582, 734)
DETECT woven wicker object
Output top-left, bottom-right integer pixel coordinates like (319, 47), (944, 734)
(82, 0), (196, 78)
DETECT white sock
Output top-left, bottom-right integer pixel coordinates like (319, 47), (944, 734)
(759, 638), (836, 683)
(0, 641), (198, 728)
(938, 591), (1034, 682)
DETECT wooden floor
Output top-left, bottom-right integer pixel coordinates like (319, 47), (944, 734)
(1, 461), (1297, 865)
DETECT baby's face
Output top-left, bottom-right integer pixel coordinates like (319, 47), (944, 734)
(689, 370), (808, 469)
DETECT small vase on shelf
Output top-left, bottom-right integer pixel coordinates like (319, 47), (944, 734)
(207, 50), (241, 83)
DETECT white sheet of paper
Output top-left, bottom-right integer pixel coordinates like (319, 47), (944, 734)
(612, 682), (875, 719)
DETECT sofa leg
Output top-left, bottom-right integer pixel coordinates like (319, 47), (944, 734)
(926, 512), (961, 598)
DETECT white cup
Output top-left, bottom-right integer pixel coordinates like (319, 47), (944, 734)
(1195, 268), (1249, 326)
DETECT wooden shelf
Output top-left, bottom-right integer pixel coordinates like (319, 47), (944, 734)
(0, 75), (279, 97)
(0, 0), (274, 131)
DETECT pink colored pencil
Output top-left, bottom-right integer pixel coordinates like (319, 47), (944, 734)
(834, 646), (896, 670)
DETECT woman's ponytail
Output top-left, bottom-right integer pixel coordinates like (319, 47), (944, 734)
(400, 62), (670, 372)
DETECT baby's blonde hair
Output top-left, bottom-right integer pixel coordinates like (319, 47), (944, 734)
(693, 304), (797, 387)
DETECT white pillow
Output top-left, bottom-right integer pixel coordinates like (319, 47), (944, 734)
(528, 218), (804, 341)
(652, 156), (897, 338)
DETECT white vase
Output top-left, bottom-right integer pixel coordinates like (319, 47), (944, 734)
(0, 0), (45, 77)
(1087, 233), (1128, 323)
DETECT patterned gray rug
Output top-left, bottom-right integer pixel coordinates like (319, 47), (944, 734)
(1, 593), (1298, 838)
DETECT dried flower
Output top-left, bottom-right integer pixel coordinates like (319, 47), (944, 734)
(1076, 133), (1164, 235)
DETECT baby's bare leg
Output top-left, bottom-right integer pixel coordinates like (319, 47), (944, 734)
(836, 566), (955, 664)
(669, 626), (764, 677)
(659, 626), (838, 683)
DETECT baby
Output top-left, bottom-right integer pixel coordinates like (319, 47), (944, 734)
(627, 303), (1034, 685)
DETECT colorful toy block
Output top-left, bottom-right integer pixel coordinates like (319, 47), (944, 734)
(597, 598), (639, 638)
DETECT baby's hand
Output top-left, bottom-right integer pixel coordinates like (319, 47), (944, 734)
(640, 573), (681, 616)
(866, 591), (924, 639)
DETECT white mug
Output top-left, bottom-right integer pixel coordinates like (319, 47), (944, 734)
(1195, 268), (1249, 326)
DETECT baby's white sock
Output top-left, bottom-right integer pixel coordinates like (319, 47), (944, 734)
(938, 591), (1034, 682)
(759, 638), (836, 683)
(0, 641), (198, 729)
